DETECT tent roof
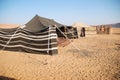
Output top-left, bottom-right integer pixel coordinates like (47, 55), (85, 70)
(25, 15), (63, 32)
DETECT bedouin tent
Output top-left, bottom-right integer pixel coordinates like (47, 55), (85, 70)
(0, 15), (64, 55)
(0, 15), (79, 55)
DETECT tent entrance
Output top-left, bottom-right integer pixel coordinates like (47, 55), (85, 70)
(56, 26), (78, 39)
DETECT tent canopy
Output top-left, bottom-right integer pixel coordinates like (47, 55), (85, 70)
(25, 15), (63, 32)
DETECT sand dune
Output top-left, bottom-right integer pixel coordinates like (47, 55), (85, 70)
(0, 34), (120, 80)
(0, 24), (20, 28)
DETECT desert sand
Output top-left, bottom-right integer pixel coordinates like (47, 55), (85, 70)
(0, 24), (20, 28)
(0, 24), (120, 80)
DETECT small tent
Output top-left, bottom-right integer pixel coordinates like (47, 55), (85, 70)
(94, 25), (111, 34)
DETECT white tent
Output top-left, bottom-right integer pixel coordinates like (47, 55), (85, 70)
(72, 22), (90, 30)
(72, 22), (96, 37)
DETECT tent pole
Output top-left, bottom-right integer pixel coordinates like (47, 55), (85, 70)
(1, 25), (26, 51)
(47, 25), (50, 54)
(64, 26), (66, 36)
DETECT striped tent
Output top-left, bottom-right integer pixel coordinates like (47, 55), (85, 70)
(0, 15), (63, 55)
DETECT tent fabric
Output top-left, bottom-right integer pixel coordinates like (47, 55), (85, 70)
(56, 26), (78, 39)
(0, 15), (63, 55)
(0, 26), (58, 55)
(0, 15), (78, 55)
(25, 15), (63, 32)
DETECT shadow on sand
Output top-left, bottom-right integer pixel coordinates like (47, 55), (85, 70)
(115, 43), (120, 49)
(67, 49), (92, 57)
(0, 76), (16, 80)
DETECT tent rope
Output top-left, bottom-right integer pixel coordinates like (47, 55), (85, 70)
(1, 25), (26, 51)
(65, 26), (78, 38)
(1, 27), (20, 50)
(55, 25), (86, 56)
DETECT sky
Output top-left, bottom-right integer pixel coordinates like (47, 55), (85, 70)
(0, 0), (120, 25)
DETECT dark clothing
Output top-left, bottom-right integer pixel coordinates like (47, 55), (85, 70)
(80, 27), (85, 37)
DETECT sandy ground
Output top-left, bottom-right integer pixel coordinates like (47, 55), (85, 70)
(0, 24), (20, 28)
(111, 28), (120, 35)
(0, 34), (120, 80)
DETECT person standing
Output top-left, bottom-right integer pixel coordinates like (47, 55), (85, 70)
(80, 27), (85, 37)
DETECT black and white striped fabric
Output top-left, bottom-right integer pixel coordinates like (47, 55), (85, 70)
(0, 27), (58, 55)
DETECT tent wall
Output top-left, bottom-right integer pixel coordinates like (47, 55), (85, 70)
(56, 26), (78, 39)
(65, 26), (78, 39)
(75, 27), (96, 37)
(0, 27), (58, 55)
(95, 25), (111, 34)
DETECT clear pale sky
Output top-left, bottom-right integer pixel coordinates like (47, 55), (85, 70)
(0, 0), (120, 25)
